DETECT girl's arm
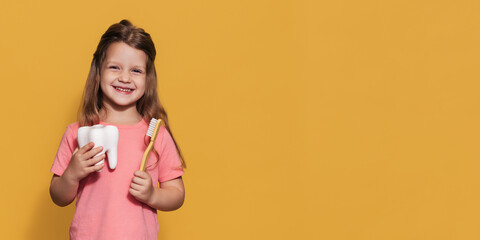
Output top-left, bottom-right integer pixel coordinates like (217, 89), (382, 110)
(49, 174), (79, 207)
(129, 172), (185, 211)
(50, 143), (106, 206)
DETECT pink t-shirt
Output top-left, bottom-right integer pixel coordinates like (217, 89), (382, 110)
(51, 119), (184, 240)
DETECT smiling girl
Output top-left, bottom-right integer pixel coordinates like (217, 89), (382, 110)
(49, 20), (186, 240)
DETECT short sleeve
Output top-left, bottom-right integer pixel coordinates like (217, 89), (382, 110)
(156, 127), (185, 183)
(51, 124), (78, 176)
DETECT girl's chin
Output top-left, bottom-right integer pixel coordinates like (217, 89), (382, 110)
(102, 99), (139, 110)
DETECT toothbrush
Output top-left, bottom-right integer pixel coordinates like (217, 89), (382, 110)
(139, 118), (162, 171)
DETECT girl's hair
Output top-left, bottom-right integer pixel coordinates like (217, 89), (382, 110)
(79, 19), (186, 168)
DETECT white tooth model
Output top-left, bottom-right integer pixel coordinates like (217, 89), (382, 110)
(77, 125), (119, 170)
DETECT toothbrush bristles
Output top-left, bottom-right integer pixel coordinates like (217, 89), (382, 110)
(147, 118), (158, 137)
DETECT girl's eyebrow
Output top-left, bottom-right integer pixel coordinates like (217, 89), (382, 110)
(132, 65), (146, 69)
(104, 61), (146, 69)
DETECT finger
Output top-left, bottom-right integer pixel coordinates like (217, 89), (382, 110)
(87, 162), (105, 173)
(73, 147), (79, 155)
(87, 153), (106, 166)
(130, 182), (143, 191)
(84, 146), (104, 160)
(129, 188), (140, 197)
(78, 142), (95, 154)
(134, 171), (149, 179)
(132, 176), (146, 185)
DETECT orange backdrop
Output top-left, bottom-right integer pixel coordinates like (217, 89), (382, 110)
(0, 0), (479, 239)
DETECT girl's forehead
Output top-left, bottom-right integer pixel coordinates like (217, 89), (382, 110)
(104, 42), (147, 66)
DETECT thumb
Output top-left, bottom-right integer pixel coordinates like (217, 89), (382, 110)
(134, 170), (150, 179)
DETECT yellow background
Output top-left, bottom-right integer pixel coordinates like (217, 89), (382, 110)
(0, 0), (479, 239)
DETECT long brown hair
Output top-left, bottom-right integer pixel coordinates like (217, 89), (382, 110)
(79, 19), (186, 168)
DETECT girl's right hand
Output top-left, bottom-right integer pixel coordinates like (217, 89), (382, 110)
(64, 142), (106, 183)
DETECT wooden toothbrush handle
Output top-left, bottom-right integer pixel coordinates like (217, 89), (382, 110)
(140, 142), (154, 171)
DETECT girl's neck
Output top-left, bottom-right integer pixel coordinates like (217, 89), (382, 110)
(99, 106), (143, 125)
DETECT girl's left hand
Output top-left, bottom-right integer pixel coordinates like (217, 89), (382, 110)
(129, 171), (154, 204)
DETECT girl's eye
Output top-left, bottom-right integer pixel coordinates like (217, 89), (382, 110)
(133, 69), (143, 74)
(109, 66), (119, 70)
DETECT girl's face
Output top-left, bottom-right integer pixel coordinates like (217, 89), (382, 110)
(100, 41), (147, 111)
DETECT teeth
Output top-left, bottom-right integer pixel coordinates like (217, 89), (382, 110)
(114, 87), (133, 92)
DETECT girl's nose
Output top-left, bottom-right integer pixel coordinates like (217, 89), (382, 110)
(118, 71), (131, 82)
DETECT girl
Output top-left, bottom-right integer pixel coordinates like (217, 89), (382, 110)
(49, 20), (186, 240)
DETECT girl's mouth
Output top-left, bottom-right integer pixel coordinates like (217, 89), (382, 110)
(113, 86), (134, 94)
